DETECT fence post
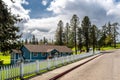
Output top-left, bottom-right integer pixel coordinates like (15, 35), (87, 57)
(36, 60), (39, 74)
(20, 62), (24, 80)
(47, 59), (50, 70)
(55, 57), (57, 67)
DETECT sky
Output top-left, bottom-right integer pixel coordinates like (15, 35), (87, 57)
(3, 0), (120, 41)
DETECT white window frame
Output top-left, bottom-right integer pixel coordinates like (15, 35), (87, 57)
(41, 52), (46, 57)
(33, 52), (38, 57)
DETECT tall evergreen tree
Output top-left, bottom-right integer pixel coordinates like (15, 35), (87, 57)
(96, 28), (101, 50)
(77, 27), (83, 52)
(55, 20), (63, 45)
(81, 16), (91, 52)
(70, 14), (79, 54)
(64, 23), (70, 45)
(90, 25), (97, 54)
(0, 0), (21, 52)
(43, 37), (48, 44)
(32, 35), (36, 44)
(101, 24), (107, 47)
(106, 22), (113, 46)
(25, 38), (28, 44)
(111, 22), (119, 48)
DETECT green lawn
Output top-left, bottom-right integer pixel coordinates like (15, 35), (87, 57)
(101, 44), (120, 51)
(0, 52), (11, 64)
(72, 43), (120, 54)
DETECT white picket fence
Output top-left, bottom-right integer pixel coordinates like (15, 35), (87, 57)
(0, 51), (100, 80)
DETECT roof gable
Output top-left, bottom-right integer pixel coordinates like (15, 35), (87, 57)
(12, 49), (22, 54)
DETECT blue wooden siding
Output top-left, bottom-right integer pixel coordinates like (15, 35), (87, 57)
(11, 53), (15, 64)
(11, 53), (21, 64)
(31, 52), (47, 61)
(21, 46), (31, 61)
(21, 46), (48, 61)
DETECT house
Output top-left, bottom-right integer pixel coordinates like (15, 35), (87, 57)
(21, 45), (72, 62)
(11, 44), (72, 64)
(11, 49), (22, 64)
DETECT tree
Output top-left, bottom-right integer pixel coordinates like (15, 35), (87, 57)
(106, 22), (113, 46)
(32, 35), (36, 44)
(96, 29), (101, 50)
(90, 25), (97, 54)
(0, 0), (21, 52)
(55, 20), (64, 45)
(77, 27), (83, 52)
(70, 14), (80, 54)
(64, 23), (70, 45)
(25, 38), (28, 44)
(111, 22), (119, 48)
(81, 16), (91, 52)
(43, 37), (48, 44)
(101, 24), (107, 47)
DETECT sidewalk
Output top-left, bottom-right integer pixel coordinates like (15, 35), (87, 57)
(29, 54), (101, 80)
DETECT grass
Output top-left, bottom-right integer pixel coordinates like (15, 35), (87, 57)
(101, 43), (120, 51)
(0, 54), (10, 64)
(72, 47), (86, 54)
(101, 46), (115, 51)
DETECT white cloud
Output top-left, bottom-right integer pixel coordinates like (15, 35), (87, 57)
(42, 0), (48, 6)
(3, 0), (120, 41)
(47, 0), (120, 24)
(3, 0), (30, 20)
(21, 15), (70, 40)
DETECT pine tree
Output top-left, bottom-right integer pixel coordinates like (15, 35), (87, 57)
(77, 27), (83, 52)
(90, 25), (97, 54)
(70, 14), (80, 54)
(64, 23), (70, 45)
(111, 22), (119, 48)
(55, 20), (64, 45)
(81, 16), (91, 52)
(32, 35), (36, 44)
(25, 38), (28, 44)
(0, 0), (21, 52)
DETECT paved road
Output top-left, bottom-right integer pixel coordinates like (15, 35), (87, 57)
(30, 53), (100, 80)
(58, 49), (120, 80)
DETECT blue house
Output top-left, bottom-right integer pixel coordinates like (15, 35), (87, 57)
(11, 45), (72, 64)
(11, 49), (22, 64)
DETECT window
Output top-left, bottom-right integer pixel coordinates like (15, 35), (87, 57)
(41, 53), (46, 57)
(33, 52), (38, 57)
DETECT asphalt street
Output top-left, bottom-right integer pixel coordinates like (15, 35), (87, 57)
(58, 49), (120, 80)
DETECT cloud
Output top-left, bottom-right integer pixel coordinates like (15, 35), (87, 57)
(42, 0), (48, 6)
(47, 0), (120, 26)
(3, 0), (120, 41)
(21, 15), (70, 40)
(3, 0), (30, 20)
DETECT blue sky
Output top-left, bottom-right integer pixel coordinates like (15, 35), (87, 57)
(3, 0), (120, 41)
(22, 0), (53, 18)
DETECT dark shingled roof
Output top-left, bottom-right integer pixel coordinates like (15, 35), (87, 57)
(24, 45), (72, 53)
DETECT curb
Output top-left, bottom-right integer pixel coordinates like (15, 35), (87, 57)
(49, 54), (102, 80)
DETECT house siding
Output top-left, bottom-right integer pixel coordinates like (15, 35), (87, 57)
(11, 53), (21, 64)
(11, 53), (15, 64)
(21, 46), (31, 61)
(31, 52), (47, 61)
(21, 46), (48, 62)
